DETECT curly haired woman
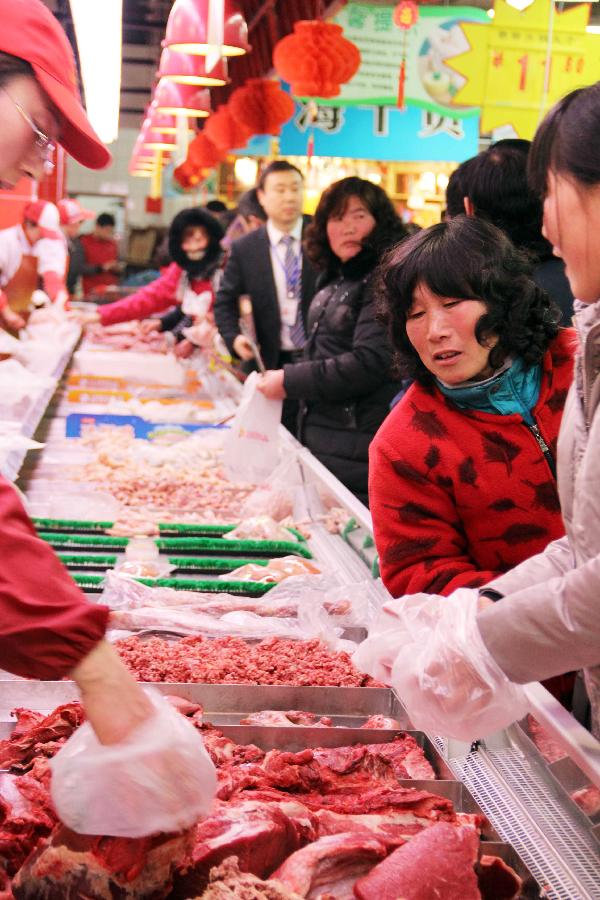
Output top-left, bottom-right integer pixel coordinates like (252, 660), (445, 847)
(370, 215), (575, 600)
(257, 176), (406, 504)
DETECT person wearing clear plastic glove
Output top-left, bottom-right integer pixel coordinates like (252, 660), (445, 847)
(0, 0), (216, 835)
(358, 83), (600, 742)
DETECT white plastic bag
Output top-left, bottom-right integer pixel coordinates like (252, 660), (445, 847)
(238, 453), (305, 521)
(353, 588), (529, 741)
(50, 690), (217, 837)
(222, 372), (281, 483)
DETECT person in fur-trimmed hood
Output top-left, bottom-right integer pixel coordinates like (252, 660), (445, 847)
(78, 207), (224, 332)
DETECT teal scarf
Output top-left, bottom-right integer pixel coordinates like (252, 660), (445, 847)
(436, 357), (542, 424)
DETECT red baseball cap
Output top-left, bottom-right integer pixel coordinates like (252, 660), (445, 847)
(23, 200), (62, 240)
(58, 198), (95, 226)
(0, 0), (111, 170)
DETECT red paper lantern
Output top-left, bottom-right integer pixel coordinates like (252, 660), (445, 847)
(273, 20), (361, 99)
(229, 79), (295, 136)
(203, 105), (251, 151)
(394, 1), (419, 30)
(187, 132), (225, 169)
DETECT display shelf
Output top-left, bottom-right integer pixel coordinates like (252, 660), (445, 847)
(0, 329), (81, 483)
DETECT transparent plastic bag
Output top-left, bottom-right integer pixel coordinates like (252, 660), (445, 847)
(50, 690), (217, 837)
(354, 588), (529, 741)
(238, 453), (304, 521)
(222, 372), (281, 483)
(224, 515), (293, 543)
(223, 555), (321, 584)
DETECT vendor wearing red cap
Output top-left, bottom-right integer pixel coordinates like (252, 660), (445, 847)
(0, 200), (69, 328)
(58, 197), (95, 296)
(0, 0), (215, 836)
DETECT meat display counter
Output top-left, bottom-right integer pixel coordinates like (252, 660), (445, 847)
(3, 331), (600, 899)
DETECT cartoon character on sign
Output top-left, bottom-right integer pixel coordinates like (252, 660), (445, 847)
(394, 0), (419, 109)
(418, 19), (469, 107)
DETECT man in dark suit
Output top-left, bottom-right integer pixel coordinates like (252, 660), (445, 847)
(214, 160), (316, 431)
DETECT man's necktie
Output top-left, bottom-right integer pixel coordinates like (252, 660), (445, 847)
(280, 234), (306, 348)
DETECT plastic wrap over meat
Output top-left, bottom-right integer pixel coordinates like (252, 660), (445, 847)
(224, 516), (298, 543)
(224, 557), (321, 585)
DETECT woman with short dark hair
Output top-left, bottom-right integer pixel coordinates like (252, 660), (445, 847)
(370, 214), (575, 599)
(257, 176), (406, 504)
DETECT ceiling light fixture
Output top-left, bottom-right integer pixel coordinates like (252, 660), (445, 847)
(153, 79), (211, 117)
(158, 48), (229, 87)
(164, 0), (249, 57)
(69, 0), (122, 143)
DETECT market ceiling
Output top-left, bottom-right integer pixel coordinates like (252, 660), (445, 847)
(42, 0), (345, 128)
(41, 0), (600, 130)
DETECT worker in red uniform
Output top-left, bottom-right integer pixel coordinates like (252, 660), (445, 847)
(79, 211), (122, 295)
(0, 200), (66, 329)
(0, 0), (215, 835)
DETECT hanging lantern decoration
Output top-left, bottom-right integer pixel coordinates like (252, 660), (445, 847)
(273, 21), (361, 99)
(229, 79), (295, 136)
(158, 48), (229, 87)
(174, 159), (201, 189)
(154, 79), (211, 117)
(164, 0), (250, 57)
(203, 105), (251, 151)
(187, 131), (226, 170)
(393, 0), (419, 109)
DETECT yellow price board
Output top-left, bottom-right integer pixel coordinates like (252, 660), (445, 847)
(446, 0), (600, 138)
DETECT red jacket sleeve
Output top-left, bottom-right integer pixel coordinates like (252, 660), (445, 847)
(369, 436), (497, 597)
(99, 263), (182, 326)
(0, 478), (109, 679)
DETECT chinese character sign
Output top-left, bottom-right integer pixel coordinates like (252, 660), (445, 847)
(447, 0), (600, 138)
(331, 2), (489, 117)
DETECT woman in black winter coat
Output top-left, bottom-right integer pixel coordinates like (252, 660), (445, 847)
(257, 177), (406, 505)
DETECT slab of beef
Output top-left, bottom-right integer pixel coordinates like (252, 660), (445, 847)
(270, 832), (387, 899)
(0, 703), (83, 772)
(12, 825), (194, 900)
(115, 636), (380, 687)
(170, 798), (317, 899)
(191, 856), (303, 899)
(239, 711), (333, 728)
(353, 822), (481, 900)
(198, 723), (265, 767)
(0, 772), (57, 879)
(477, 855), (522, 900)
(215, 736), (435, 803)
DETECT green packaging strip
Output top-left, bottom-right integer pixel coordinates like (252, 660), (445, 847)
(155, 536), (312, 558)
(60, 554), (270, 574)
(72, 573), (273, 596)
(33, 517), (306, 543)
(39, 532), (128, 549)
(58, 553), (118, 568)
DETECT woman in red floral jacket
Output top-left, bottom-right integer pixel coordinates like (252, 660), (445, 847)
(370, 215), (575, 600)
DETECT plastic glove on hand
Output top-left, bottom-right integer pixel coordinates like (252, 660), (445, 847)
(385, 589), (529, 741)
(50, 691), (217, 837)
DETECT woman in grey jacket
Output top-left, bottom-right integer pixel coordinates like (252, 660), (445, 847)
(355, 82), (600, 741)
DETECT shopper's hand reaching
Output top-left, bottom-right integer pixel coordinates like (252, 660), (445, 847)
(257, 369), (287, 400)
(233, 334), (254, 361)
(140, 318), (161, 335)
(67, 309), (100, 327)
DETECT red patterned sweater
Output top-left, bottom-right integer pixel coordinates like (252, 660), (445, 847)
(369, 329), (576, 598)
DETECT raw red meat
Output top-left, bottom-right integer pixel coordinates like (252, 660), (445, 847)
(191, 856), (303, 898)
(215, 735), (435, 803)
(239, 711), (333, 728)
(11, 825), (194, 899)
(478, 854), (522, 900)
(361, 716), (402, 730)
(353, 822), (481, 900)
(115, 636), (380, 687)
(198, 723), (265, 768)
(526, 715), (567, 764)
(0, 772), (57, 878)
(571, 784), (600, 818)
(271, 832), (387, 898)
(170, 798), (317, 899)
(0, 704), (83, 772)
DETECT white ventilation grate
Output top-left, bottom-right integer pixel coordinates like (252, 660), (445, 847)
(451, 751), (600, 900)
